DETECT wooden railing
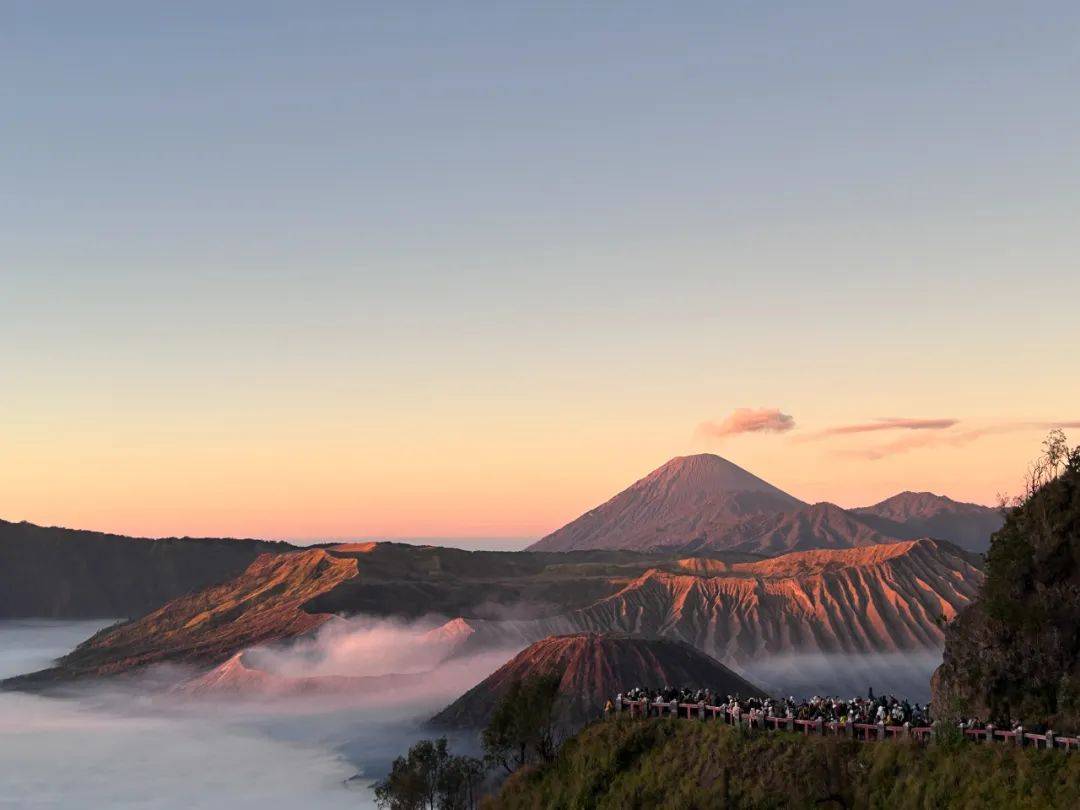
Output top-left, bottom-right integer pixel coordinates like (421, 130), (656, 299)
(615, 699), (1079, 752)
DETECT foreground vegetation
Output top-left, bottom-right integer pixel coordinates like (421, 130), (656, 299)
(489, 717), (1080, 809)
(935, 431), (1080, 729)
(375, 674), (562, 809)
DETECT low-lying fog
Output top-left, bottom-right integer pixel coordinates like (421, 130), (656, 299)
(0, 619), (518, 809)
(0, 620), (945, 807)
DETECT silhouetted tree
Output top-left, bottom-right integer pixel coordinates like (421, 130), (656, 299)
(372, 737), (483, 810)
(436, 752), (485, 810)
(481, 673), (563, 774)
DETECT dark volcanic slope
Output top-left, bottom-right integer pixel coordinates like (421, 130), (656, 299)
(529, 454), (804, 552)
(430, 633), (765, 729)
(684, 502), (900, 555)
(853, 492), (1003, 554)
(6, 549), (358, 685)
(0, 519), (291, 618)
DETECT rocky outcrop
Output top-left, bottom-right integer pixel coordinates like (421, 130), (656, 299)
(0, 519), (291, 619)
(430, 633), (764, 729)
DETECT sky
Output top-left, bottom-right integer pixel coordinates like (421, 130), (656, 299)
(3, 2), (1078, 541)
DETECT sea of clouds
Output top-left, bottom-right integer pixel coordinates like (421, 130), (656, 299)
(0, 617), (946, 807)
(0, 618), (519, 809)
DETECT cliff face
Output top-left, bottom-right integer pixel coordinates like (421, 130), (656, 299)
(933, 452), (1080, 728)
(7, 549), (358, 684)
(0, 519), (290, 619)
(430, 633), (765, 730)
(462, 539), (984, 663)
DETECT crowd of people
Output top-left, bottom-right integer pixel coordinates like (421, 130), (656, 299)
(613, 687), (933, 728)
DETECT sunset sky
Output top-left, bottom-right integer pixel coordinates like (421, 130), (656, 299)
(4, 3), (1078, 541)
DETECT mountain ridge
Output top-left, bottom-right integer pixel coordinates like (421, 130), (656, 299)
(0, 518), (293, 619)
(853, 492), (1003, 553)
(529, 454), (1003, 554)
(684, 501), (896, 555)
(455, 538), (983, 667)
(5, 549), (358, 686)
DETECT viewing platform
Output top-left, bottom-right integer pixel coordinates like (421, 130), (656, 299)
(615, 698), (1079, 752)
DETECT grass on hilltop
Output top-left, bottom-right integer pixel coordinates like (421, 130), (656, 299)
(485, 717), (1080, 809)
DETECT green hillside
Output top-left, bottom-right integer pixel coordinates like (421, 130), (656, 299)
(487, 718), (1080, 809)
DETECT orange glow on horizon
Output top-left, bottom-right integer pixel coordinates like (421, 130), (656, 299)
(3, 416), (1073, 542)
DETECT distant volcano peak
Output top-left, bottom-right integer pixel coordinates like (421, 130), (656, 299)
(528, 453), (1004, 554)
(644, 453), (789, 492)
(528, 454), (804, 552)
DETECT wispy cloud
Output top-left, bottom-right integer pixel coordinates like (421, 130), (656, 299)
(697, 408), (795, 439)
(798, 417), (958, 442)
(842, 420), (1080, 460)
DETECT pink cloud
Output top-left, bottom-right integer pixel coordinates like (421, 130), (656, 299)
(698, 408), (795, 439)
(799, 417), (958, 442)
(842, 421), (1080, 460)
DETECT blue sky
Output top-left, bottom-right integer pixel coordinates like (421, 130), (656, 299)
(3, 2), (1078, 539)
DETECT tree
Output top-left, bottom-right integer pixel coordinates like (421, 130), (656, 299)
(481, 673), (563, 774)
(373, 737), (484, 810)
(934, 432), (1080, 730)
(436, 752), (485, 810)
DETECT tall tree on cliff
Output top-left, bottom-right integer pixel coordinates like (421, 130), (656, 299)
(933, 431), (1080, 730)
